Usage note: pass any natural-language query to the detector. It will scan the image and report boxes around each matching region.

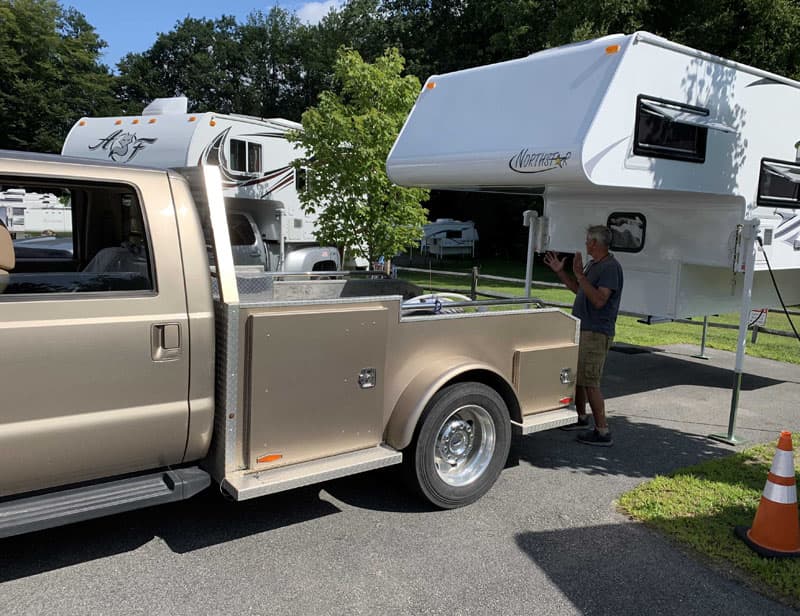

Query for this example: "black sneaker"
[559,416,591,431]
[576,429,613,447]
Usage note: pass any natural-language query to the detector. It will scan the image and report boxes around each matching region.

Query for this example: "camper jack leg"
[691,316,710,360]
[709,220,759,446]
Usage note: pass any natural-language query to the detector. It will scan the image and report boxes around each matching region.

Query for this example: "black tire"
[405,382,511,509]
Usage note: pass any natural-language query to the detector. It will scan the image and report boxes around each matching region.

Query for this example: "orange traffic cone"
[735,431,800,557]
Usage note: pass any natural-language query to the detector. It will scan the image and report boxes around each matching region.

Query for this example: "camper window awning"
[641,101,735,134]
[763,161,800,184]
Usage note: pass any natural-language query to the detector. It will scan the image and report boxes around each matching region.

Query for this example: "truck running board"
[0,467,210,539]
[222,445,402,501]
[513,408,579,435]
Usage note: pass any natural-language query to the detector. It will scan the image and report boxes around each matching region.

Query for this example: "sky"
[65,1,344,68]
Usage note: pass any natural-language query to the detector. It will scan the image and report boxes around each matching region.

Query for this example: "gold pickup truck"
[0,151,578,537]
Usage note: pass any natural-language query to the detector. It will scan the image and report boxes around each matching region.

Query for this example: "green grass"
[397,259,800,365]
[618,436,800,606]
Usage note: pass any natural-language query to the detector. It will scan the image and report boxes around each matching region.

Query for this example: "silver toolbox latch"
[560,368,574,385]
[358,368,377,389]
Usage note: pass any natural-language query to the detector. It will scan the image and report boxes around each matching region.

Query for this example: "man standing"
[544,225,623,446]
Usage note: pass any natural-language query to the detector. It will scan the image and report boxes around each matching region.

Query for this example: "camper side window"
[758,159,800,208]
[230,139,262,174]
[247,142,261,173]
[634,96,708,163]
[607,212,646,253]
[230,139,247,172]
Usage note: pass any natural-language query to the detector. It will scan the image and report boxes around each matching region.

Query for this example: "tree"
[115,16,248,115]
[288,48,429,264]
[0,0,117,152]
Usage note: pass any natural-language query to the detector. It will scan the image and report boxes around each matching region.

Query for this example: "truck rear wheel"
[406,382,511,509]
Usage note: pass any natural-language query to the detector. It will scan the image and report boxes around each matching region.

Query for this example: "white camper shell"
[63,98,337,272]
[387,32,800,319]
[421,218,478,257]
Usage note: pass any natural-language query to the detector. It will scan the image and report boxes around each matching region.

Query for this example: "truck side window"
[0,178,154,296]
[227,213,256,246]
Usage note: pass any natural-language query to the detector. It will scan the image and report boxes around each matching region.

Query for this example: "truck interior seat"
[0,223,15,293]
[82,245,149,277]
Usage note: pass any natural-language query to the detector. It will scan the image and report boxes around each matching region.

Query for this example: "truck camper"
[421,218,478,258]
[387,31,800,319]
[62,97,339,272]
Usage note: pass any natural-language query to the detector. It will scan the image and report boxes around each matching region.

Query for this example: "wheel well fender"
[385,359,521,451]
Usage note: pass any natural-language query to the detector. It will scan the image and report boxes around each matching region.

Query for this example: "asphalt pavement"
[1,343,798,615]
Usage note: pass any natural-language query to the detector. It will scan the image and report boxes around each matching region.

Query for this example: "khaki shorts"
[576,331,613,388]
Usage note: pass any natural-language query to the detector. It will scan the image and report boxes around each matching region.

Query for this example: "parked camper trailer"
[421,218,478,258]
[0,188,72,235]
[387,31,800,319]
[62,97,338,272]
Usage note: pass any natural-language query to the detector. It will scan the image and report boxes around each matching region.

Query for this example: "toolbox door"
[245,305,388,468]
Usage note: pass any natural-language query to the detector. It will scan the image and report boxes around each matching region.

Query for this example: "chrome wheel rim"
[434,404,496,486]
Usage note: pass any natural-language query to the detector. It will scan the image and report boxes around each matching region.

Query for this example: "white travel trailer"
[421,218,478,257]
[387,31,800,320]
[62,97,338,272]
[0,188,72,234]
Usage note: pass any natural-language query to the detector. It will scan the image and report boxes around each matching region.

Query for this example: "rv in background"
[0,188,72,236]
[421,218,478,258]
[62,97,339,272]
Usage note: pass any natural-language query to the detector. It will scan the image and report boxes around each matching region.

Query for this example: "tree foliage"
[0,0,117,152]
[288,48,429,262]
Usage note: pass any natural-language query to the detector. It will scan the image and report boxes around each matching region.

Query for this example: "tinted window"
[0,179,154,296]
[607,212,646,253]
[758,159,800,208]
[247,142,261,173]
[230,139,247,172]
[228,213,256,246]
[634,96,708,163]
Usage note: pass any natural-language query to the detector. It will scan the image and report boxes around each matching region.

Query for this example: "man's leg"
[584,385,607,431]
[575,385,588,419]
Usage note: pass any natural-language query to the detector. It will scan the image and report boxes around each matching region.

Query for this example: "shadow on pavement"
[514,416,733,480]
[514,522,795,615]
[0,485,339,582]
[604,345,787,399]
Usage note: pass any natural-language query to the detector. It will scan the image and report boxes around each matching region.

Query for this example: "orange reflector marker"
[559,397,573,405]
[114,119,122,125]
[210,119,216,126]
[189,116,197,122]
[132,119,139,124]
[148,118,157,124]
[257,454,283,464]
[426,82,436,90]
[605,44,620,54]
[78,120,86,126]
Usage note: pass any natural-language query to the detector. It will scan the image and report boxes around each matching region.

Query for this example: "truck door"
[0,169,191,497]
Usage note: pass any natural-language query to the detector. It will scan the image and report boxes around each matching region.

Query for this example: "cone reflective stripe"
[735,431,800,558]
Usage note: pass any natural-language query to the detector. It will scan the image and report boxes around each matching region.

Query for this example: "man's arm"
[575,275,612,309]
[544,251,579,294]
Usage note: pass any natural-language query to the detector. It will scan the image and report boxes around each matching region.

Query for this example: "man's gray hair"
[586,225,612,247]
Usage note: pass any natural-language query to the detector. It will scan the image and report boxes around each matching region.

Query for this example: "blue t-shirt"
[572,255,623,337]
